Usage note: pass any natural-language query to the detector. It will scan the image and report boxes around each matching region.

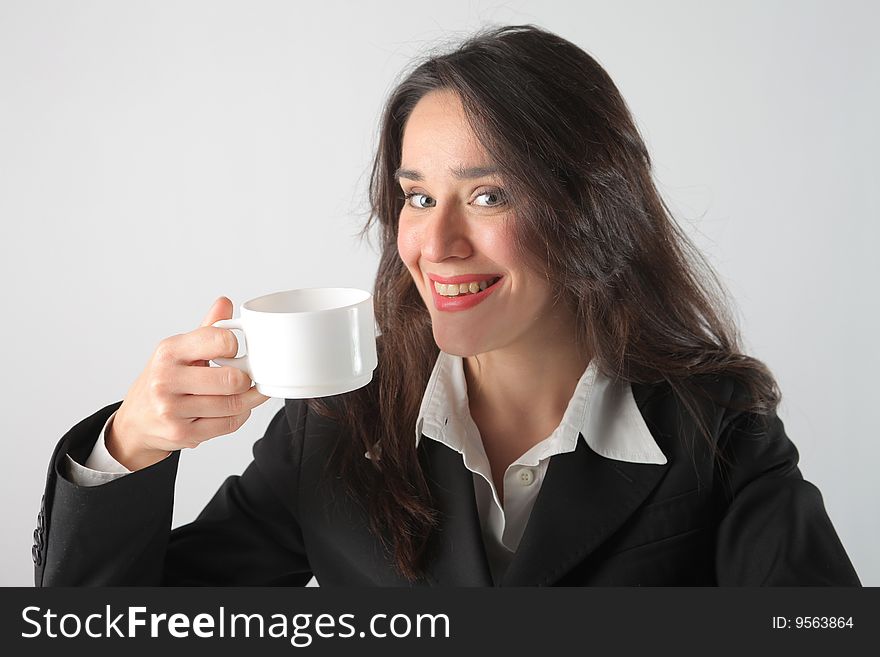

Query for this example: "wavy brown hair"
[307,24,780,582]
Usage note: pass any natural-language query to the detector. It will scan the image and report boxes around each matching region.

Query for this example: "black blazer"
[33,375,861,586]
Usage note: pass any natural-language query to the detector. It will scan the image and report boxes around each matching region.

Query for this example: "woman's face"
[396,89,570,358]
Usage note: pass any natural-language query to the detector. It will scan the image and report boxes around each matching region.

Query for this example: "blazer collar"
[419,379,671,586]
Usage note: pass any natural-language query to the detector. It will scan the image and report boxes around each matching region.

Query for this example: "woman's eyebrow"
[394,165,500,182]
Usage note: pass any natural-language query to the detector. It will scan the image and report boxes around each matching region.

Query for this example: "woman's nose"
[421,205,472,262]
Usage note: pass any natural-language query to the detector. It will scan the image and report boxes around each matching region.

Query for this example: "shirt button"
[517,468,536,486]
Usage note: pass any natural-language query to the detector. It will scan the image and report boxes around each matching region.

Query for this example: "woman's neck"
[462,314,589,435]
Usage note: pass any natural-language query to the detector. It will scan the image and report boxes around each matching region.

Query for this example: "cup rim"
[242,287,373,315]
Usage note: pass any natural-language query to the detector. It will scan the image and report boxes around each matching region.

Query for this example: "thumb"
[200,296,234,328]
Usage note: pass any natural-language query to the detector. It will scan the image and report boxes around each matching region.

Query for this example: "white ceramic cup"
[209,287,378,399]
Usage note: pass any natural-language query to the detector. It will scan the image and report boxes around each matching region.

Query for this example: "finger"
[163,326,240,364]
[187,409,254,442]
[164,364,254,396]
[175,387,271,420]
[200,296,233,328]
[190,297,235,368]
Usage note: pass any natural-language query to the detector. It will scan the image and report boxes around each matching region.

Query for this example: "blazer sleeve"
[36,399,313,586]
[713,406,861,586]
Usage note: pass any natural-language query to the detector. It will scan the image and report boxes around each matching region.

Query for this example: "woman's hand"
[106,297,272,471]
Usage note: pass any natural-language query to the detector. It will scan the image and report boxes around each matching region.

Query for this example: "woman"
[34,25,860,586]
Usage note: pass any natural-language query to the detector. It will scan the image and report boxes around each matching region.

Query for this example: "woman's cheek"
[396,221,420,269]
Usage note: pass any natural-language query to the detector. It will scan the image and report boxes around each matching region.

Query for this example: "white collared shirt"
[67,350,667,582]
[414,351,666,581]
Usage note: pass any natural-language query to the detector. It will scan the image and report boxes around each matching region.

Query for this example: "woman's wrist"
[105,414,171,471]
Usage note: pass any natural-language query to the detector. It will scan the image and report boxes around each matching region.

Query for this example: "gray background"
[1,0,877,586]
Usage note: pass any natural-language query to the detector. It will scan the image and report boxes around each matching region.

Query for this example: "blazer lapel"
[415,380,671,586]
[501,382,671,586]
[501,436,668,585]
[419,438,493,586]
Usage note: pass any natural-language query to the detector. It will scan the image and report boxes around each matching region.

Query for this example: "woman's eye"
[403,192,436,209]
[473,189,507,207]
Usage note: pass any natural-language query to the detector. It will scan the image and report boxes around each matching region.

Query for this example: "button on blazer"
[34,374,861,586]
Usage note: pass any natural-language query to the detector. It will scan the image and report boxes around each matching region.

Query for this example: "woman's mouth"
[428,275,503,312]
[433,276,501,297]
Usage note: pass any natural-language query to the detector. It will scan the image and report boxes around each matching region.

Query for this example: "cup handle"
[209,318,252,378]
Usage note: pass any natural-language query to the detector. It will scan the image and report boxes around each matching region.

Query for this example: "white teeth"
[433,277,499,297]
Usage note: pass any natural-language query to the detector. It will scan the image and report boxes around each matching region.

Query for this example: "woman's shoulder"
[278,386,375,454]
[279,396,346,441]
[631,370,751,416]
[630,368,779,455]
[248,395,358,504]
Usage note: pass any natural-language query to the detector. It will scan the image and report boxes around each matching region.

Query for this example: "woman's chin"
[431,326,486,358]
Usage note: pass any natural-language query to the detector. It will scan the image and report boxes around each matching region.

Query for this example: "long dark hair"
[308,24,780,582]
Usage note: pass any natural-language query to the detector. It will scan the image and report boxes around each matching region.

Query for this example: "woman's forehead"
[400,90,492,173]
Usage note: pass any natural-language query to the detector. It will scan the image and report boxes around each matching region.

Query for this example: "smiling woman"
[37,24,860,588]
[304,24,861,585]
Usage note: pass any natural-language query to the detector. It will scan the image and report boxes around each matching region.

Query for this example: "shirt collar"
[414,350,667,465]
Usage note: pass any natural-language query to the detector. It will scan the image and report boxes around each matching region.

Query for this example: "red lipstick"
[428,275,503,312]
